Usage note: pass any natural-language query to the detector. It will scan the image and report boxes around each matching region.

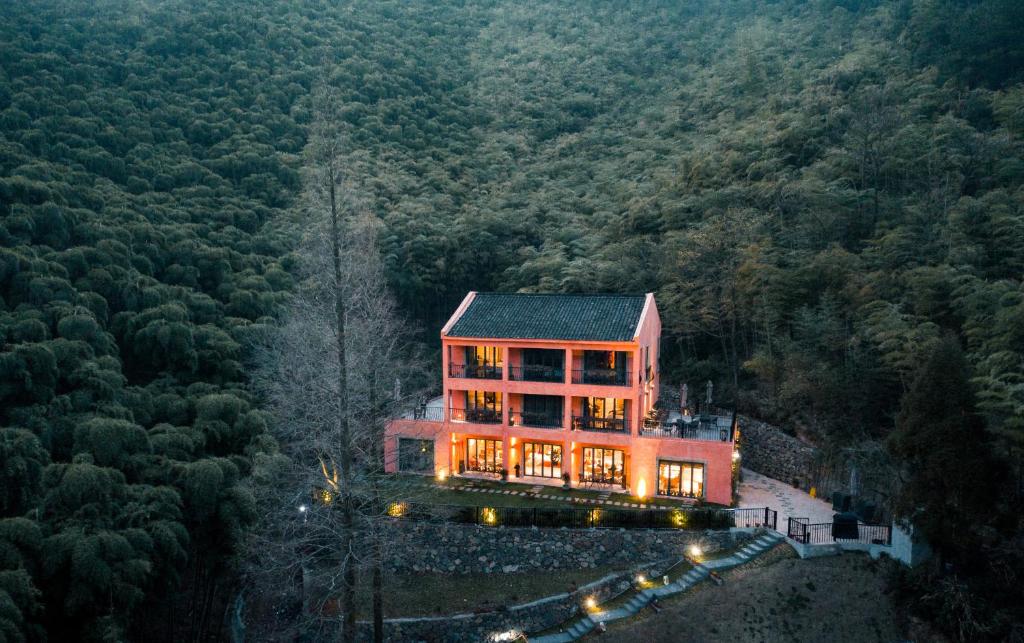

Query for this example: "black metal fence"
[787,516,891,545]
[733,506,777,530]
[386,502,775,531]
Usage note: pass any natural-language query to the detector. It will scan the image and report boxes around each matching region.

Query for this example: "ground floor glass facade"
[523,442,562,478]
[580,446,625,486]
[657,460,704,498]
[466,437,502,473]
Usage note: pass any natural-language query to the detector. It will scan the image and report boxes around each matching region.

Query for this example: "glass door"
[466,438,503,473]
[523,442,562,478]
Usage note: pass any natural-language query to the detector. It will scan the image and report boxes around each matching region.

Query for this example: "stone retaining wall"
[338,524,754,642]
[737,416,817,487]
[355,558,674,642]
[378,521,741,575]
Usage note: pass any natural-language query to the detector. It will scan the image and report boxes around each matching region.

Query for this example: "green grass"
[381,473,703,509]
[340,566,635,617]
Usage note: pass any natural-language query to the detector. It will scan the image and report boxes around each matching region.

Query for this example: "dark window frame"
[466,437,503,473]
[397,438,434,473]
[580,446,625,486]
[523,441,562,478]
[656,459,705,498]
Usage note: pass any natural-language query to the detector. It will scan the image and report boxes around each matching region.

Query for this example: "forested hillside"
[1,0,1022,640]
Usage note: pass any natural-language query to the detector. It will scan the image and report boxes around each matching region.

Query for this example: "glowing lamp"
[689,545,702,558]
[636,478,647,499]
[585,597,596,609]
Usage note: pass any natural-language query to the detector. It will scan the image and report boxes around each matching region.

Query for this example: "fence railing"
[571,369,631,386]
[639,421,731,442]
[449,407,501,424]
[572,415,629,433]
[733,507,777,530]
[509,365,565,383]
[508,411,562,429]
[448,363,502,380]
[412,405,444,421]
[385,502,772,531]
[787,516,891,546]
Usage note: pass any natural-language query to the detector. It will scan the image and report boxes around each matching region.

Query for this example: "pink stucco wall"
[384,293,735,505]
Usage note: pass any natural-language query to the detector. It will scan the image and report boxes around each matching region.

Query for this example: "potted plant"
[562,472,571,489]
[500,468,509,482]
[514,463,521,478]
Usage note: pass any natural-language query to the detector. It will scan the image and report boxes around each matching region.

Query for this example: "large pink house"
[384,292,737,505]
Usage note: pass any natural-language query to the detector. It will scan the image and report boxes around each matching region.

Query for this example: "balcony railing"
[508,411,562,429]
[571,369,631,386]
[509,365,565,383]
[572,415,629,433]
[412,406,443,421]
[640,418,732,442]
[448,363,503,380]
[449,407,501,424]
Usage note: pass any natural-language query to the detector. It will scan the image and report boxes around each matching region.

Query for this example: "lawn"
[381,474,705,509]
[346,565,635,617]
[591,549,905,643]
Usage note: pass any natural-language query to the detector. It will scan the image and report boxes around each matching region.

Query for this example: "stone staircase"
[528,531,785,642]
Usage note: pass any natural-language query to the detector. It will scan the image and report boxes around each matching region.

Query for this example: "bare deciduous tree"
[246,89,431,641]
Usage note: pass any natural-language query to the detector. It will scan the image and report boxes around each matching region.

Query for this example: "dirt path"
[595,548,903,643]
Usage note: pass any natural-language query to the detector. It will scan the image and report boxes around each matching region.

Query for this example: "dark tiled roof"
[447,293,647,342]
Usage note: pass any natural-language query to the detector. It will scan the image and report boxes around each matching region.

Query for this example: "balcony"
[450,407,501,424]
[509,365,565,383]
[572,415,629,433]
[449,363,503,380]
[509,411,562,429]
[571,369,631,386]
[640,415,733,442]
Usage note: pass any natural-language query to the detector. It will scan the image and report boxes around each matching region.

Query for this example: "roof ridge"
[445,292,652,342]
[474,292,647,298]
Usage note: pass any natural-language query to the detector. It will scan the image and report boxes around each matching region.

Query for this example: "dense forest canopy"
[1,0,1022,640]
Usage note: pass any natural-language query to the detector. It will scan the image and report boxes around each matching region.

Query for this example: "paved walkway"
[529,531,785,642]
[737,468,834,528]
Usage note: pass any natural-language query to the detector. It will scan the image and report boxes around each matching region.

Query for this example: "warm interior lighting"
[510,437,517,446]
[636,478,647,499]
